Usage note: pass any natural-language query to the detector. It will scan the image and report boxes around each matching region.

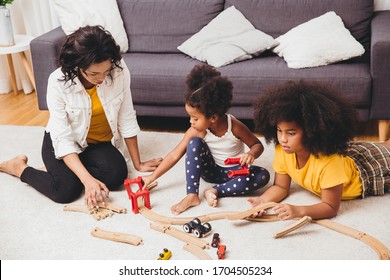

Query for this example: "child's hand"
[247,197,266,217]
[239,152,255,167]
[273,204,298,220]
[138,157,162,172]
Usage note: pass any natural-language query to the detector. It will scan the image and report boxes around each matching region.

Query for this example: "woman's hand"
[137,157,162,172]
[83,177,109,209]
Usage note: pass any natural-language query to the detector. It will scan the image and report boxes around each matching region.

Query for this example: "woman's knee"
[48,179,83,204]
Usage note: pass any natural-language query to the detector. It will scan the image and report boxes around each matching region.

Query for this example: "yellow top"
[272,145,362,200]
[85,86,113,144]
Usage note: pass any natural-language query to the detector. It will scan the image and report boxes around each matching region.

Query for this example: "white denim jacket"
[45,60,140,159]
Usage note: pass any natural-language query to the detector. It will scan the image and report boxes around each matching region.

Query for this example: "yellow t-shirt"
[85,86,113,144]
[272,145,362,200]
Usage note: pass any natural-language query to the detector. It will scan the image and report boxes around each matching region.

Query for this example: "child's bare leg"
[0,155,29,178]
[171,193,200,215]
[203,188,218,207]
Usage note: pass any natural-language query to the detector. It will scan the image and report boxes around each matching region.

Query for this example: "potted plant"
[0,0,15,46]
[0,0,14,6]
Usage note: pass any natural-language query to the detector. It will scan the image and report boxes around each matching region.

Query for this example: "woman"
[0,25,161,208]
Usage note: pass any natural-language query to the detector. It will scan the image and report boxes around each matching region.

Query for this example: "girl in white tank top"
[142,65,270,215]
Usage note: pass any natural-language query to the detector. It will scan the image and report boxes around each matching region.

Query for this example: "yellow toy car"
[157,248,172,260]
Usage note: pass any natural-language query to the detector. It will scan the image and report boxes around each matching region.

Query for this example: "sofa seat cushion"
[220,55,372,109]
[124,53,372,113]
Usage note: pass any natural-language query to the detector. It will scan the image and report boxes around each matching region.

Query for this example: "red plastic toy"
[217,244,226,260]
[123,176,151,214]
[224,157,249,178]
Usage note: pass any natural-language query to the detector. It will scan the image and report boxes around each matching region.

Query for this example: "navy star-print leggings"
[185,137,270,196]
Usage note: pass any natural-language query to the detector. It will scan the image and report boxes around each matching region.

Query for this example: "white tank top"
[204,114,245,167]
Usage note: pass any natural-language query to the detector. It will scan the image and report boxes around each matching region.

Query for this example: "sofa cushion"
[272,11,365,69]
[54,0,128,52]
[116,0,224,53]
[123,52,372,120]
[224,0,374,51]
[177,6,278,67]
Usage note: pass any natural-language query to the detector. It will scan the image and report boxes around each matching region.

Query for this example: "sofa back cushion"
[116,0,224,53]
[225,0,374,51]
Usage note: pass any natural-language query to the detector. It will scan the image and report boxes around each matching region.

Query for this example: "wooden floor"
[0,91,380,141]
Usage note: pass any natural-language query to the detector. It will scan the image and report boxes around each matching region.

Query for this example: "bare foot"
[0,155,29,178]
[171,194,200,215]
[203,188,218,207]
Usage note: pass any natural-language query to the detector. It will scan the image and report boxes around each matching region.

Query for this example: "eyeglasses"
[81,65,113,79]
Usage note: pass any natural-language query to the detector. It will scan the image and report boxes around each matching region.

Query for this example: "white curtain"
[0,0,59,94]
[1,0,390,94]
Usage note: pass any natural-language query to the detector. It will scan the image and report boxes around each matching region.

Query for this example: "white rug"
[1,125,389,260]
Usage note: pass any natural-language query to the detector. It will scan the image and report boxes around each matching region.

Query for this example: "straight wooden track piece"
[150,222,209,249]
[91,227,143,246]
[146,181,158,191]
[226,202,279,220]
[97,202,127,213]
[63,204,97,215]
[273,216,312,238]
[183,243,212,260]
[314,219,390,260]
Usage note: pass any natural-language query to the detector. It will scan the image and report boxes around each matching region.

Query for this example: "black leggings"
[20,132,128,203]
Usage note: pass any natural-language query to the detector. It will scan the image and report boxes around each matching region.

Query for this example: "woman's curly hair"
[253,80,358,156]
[58,25,122,85]
[185,64,233,118]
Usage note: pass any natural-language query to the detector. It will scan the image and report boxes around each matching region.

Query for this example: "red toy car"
[217,244,226,260]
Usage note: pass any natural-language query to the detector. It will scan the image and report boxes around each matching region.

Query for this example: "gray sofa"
[30,0,390,139]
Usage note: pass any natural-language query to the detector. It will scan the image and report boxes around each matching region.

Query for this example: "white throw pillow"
[54,0,128,53]
[272,11,365,69]
[178,6,278,68]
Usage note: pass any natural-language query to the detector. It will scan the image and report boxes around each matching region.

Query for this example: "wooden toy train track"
[135,190,390,260]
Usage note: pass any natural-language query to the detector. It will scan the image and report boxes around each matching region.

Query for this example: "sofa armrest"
[370,11,390,120]
[30,26,66,110]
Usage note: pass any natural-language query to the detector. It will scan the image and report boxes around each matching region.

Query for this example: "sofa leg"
[378,120,390,142]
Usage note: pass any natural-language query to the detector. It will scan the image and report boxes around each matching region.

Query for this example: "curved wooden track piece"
[140,206,237,225]
[226,202,279,220]
[314,219,390,260]
[273,216,312,239]
[183,243,212,260]
[150,222,209,249]
[91,227,143,246]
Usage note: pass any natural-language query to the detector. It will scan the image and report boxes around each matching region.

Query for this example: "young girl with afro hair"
[142,64,270,215]
[250,80,390,220]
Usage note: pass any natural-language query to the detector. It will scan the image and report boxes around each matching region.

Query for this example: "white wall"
[375,0,390,10]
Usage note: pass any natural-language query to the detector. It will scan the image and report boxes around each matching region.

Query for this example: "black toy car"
[183,218,212,238]
[211,233,220,248]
